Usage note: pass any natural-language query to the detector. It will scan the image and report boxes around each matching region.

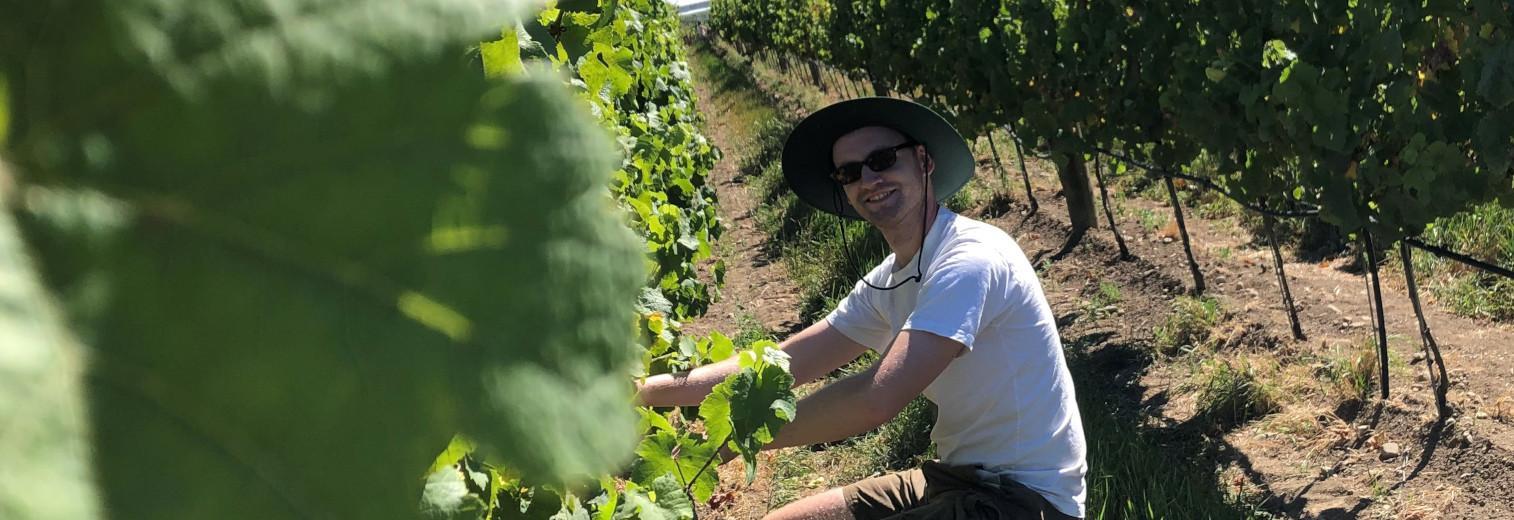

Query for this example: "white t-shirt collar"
[887,205,955,281]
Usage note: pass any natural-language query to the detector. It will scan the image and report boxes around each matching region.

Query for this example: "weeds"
[733,312,775,347]
[1070,349,1273,519]
[1317,339,1378,404]
[1138,208,1164,233]
[1191,357,1281,430]
[1082,280,1123,320]
[1410,202,1514,321]
[767,395,936,509]
[857,397,937,472]
[1153,296,1223,356]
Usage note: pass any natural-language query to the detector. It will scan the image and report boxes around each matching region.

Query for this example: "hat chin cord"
[832,175,927,291]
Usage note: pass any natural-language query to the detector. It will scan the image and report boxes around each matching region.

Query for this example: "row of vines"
[421,1,797,519]
[710,0,1514,406]
[712,0,1514,245]
[1,0,784,519]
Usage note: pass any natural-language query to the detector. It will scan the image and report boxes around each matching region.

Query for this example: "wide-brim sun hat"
[782,97,974,220]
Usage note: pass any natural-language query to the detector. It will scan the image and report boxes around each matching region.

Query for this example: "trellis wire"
[1072,143,1513,406]
[1406,238,1514,280]
[1088,146,1323,218]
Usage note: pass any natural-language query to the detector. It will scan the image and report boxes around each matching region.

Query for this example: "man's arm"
[635,320,871,407]
[758,329,963,451]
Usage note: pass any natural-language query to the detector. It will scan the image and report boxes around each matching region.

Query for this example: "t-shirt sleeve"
[825,279,894,352]
[901,249,1003,351]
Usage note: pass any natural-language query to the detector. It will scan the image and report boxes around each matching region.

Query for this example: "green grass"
[1069,340,1274,520]
[1082,280,1123,320]
[768,378,937,509]
[732,312,776,347]
[1410,202,1514,322]
[1189,357,1280,431]
[1138,208,1165,233]
[1153,296,1224,356]
[1316,339,1378,404]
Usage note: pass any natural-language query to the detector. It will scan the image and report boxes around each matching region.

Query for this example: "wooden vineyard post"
[1264,214,1306,340]
[985,131,1014,196]
[1362,229,1391,400]
[869,72,889,96]
[1400,241,1450,417]
[1004,123,1039,216]
[1163,173,1206,294]
[1093,157,1132,260]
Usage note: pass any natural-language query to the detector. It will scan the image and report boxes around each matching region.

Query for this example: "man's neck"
[882,202,940,269]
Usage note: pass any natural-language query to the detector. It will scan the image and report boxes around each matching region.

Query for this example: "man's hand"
[636,321,869,407]
[757,329,963,451]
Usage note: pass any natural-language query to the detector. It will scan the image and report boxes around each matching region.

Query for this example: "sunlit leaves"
[0,208,100,520]
[714,0,1514,242]
[632,431,719,503]
[699,341,797,482]
[2,0,652,517]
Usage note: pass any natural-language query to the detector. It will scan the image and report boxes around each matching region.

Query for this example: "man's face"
[831,126,933,229]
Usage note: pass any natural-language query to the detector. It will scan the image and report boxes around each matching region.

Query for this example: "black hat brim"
[781,97,974,220]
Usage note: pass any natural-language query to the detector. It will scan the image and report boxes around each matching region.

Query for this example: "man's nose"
[859,164,889,184]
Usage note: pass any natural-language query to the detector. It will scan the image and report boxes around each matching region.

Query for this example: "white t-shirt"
[824,206,1087,518]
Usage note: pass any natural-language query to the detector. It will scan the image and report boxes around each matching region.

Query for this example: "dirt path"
[683,35,1514,519]
[681,41,801,520]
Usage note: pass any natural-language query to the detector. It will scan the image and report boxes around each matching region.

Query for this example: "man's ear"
[917,147,934,177]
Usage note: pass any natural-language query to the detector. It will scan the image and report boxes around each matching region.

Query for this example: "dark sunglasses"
[830,140,920,185]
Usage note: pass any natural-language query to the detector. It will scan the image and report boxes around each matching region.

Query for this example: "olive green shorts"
[841,462,1079,520]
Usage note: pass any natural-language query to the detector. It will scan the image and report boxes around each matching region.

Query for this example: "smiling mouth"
[865,188,896,203]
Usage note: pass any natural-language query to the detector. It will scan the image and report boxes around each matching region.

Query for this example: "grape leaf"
[1479,42,1514,109]
[2,0,646,518]
[1475,112,1513,176]
[703,330,736,362]
[698,341,796,482]
[482,27,527,78]
[419,463,486,519]
[613,475,693,520]
[0,204,100,520]
[631,431,719,503]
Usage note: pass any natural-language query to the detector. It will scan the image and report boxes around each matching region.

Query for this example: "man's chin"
[856,207,911,230]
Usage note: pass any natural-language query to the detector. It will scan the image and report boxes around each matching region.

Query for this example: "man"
[637,98,1086,519]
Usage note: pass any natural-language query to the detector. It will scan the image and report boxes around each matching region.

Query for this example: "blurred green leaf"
[2,0,646,518]
[0,205,100,520]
